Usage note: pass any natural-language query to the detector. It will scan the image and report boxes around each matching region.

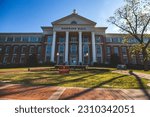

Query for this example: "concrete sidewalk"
[112,70,150,80]
[0,84,150,100]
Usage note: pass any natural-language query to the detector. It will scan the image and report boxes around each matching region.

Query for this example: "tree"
[107,0,150,70]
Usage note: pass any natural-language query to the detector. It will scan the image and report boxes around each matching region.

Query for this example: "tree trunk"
[142,48,149,71]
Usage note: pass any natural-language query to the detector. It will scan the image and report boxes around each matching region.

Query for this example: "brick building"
[0,11,149,66]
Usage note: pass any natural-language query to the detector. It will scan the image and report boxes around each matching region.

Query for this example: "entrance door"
[70,44,77,65]
[70,56,77,65]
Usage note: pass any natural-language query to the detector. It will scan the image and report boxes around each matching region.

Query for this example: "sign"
[53,26,94,32]
[61,27,86,31]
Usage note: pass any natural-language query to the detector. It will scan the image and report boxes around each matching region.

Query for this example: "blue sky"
[0,0,124,33]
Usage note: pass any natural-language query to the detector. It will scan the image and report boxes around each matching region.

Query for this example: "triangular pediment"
[52,13,96,26]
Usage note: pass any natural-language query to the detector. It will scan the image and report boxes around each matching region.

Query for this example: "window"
[30,37,37,42]
[114,47,119,55]
[29,46,35,54]
[22,37,29,42]
[11,56,17,64]
[112,37,122,43]
[131,56,136,64]
[59,45,65,54]
[128,38,138,43]
[122,56,128,64]
[20,56,25,64]
[122,47,127,55]
[83,44,89,55]
[119,38,123,43]
[95,36,101,43]
[70,44,77,55]
[13,46,18,54]
[138,55,143,64]
[37,46,42,54]
[59,56,64,64]
[37,55,43,63]
[106,46,111,55]
[96,45,102,63]
[21,46,26,54]
[3,56,8,64]
[144,38,149,43]
[106,56,110,64]
[0,37,6,42]
[96,45,101,56]
[106,37,112,42]
[14,37,21,42]
[47,36,53,43]
[71,21,77,24]
[38,37,42,42]
[70,37,77,43]
[5,46,10,54]
[7,37,13,42]
[46,45,51,56]
[83,45,89,64]
[59,38,65,43]
[97,57,101,63]
[83,36,89,43]
[46,56,50,63]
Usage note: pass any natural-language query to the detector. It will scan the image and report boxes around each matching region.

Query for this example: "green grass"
[0,67,149,89]
[0,67,27,71]
[0,67,53,72]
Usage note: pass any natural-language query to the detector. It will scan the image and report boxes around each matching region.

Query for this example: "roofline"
[0,32,43,35]
[41,26,53,29]
[106,33,150,35]
[96,27,108,29]
[52,13,96,25]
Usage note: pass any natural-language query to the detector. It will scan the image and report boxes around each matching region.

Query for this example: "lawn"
[0,67,150,89]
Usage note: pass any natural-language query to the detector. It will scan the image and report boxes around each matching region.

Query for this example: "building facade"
[0,11,150,66]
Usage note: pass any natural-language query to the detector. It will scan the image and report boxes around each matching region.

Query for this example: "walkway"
[0,84,150,100]
[112,70,150,80]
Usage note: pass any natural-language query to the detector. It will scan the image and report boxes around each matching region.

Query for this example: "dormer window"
[71,21,77,25]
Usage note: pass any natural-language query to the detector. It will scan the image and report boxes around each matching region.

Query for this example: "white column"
[79,32,82,64]
[65,31,69,64]
[92,32,96,63]
[51,31,56,62]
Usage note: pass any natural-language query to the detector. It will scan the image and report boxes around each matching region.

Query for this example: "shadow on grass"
[0,68,113,99]
[7,69,111,86]
[61,75,127,100]
[129,71,150,100]
[0,85,47,97]
[12,73,98,86]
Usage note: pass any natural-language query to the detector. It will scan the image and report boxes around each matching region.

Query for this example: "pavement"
[0,84,150,100]
[112,70,150,80]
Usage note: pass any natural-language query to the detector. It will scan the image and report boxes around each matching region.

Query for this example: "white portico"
[42,11,107,65]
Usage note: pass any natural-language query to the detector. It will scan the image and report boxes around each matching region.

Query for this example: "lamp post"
[84,52,89,65]
[57,52,59,65]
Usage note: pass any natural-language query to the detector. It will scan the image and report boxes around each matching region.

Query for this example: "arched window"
[13,46,18,54]
[71,21,77,25]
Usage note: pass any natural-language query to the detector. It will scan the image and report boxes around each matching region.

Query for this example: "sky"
[0,0,124,33]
